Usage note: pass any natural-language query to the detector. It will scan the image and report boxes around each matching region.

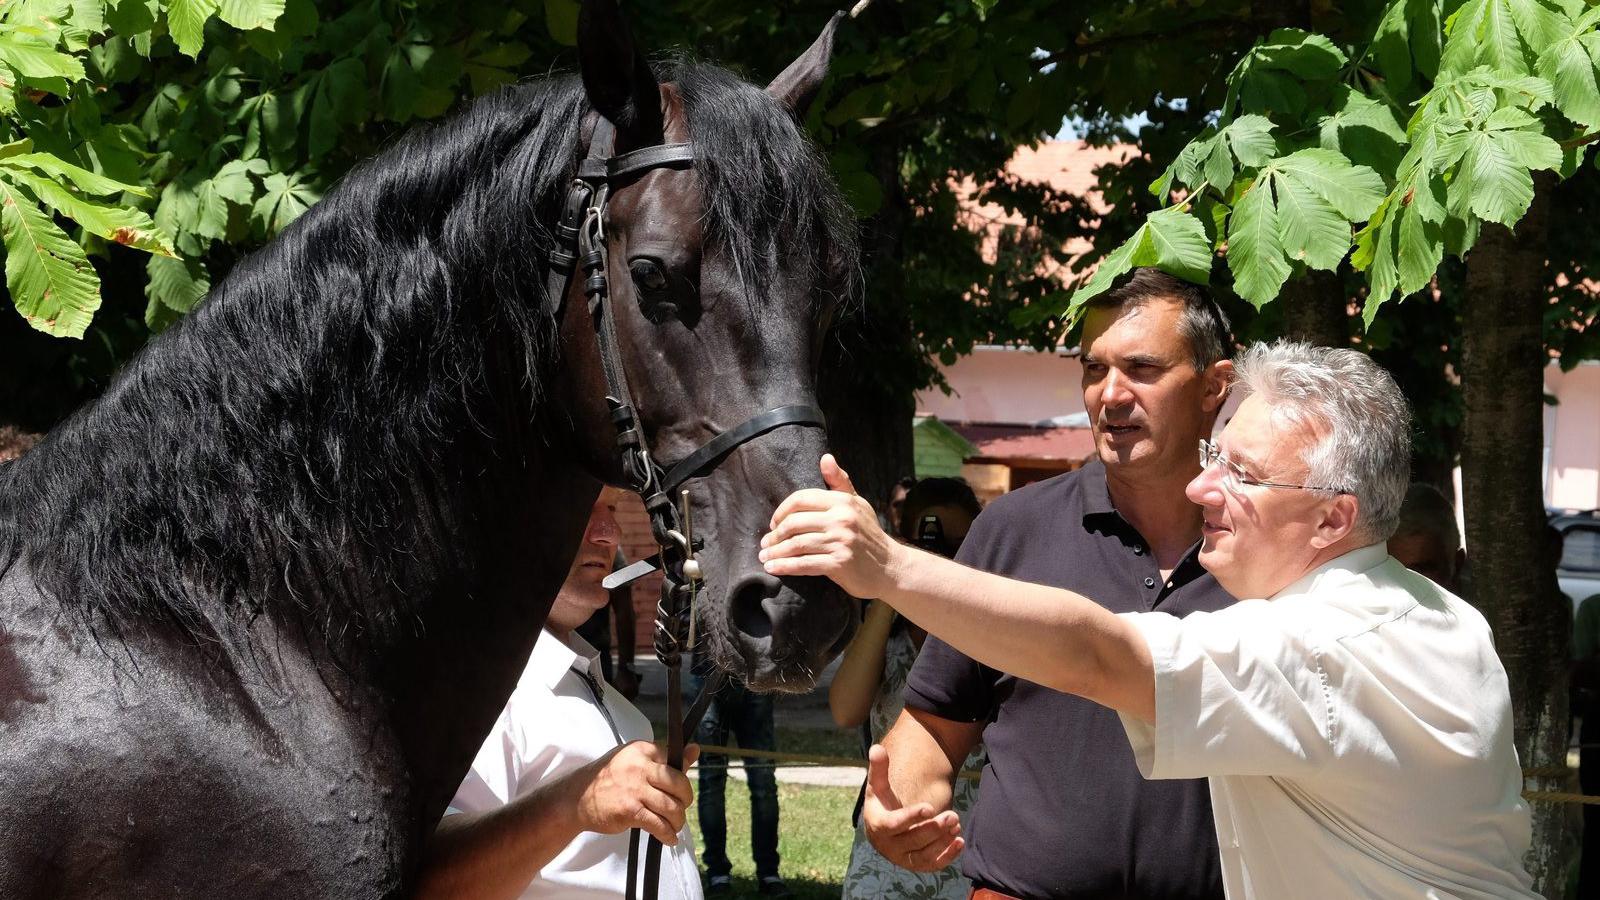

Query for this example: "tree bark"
[1461,174,1573,897]
[818,138,918,512]
[1276,268,1349,347]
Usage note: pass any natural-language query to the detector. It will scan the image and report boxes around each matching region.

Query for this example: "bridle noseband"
[548,116,826,900]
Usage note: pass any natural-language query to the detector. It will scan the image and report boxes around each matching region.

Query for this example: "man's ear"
[765,11,845,118]
[1311,493,1360,550]
[1202,359,1235,413]
[578,0,664,149]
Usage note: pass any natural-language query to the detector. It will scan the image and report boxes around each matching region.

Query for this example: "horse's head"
[555,2,859,691]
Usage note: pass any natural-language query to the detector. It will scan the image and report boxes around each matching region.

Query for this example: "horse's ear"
[578,0,664,147]
[766,11,845,118]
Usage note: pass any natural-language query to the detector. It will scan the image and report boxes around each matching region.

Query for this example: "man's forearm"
[881,709,969,813]
[414,780,582,900]
[882,547,1156,721]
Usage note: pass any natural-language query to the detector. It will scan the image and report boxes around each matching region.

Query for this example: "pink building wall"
[1546,362,1600,511]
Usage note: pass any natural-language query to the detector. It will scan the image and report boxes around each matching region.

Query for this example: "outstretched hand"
[860,744,964,871]
[759,454,901,600]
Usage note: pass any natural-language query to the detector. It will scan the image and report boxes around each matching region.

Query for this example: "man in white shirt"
[417,486,702,899]
[760,341,1536,899]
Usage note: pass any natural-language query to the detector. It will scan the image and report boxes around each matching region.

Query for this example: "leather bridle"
[548,115,826,900]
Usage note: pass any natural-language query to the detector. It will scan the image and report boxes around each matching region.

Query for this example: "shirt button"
[1143,576,1156,588]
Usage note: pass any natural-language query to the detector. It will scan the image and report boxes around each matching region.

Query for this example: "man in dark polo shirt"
[874,268,1232,899]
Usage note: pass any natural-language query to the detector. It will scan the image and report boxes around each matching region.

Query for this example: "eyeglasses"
[1198,439,1352,495]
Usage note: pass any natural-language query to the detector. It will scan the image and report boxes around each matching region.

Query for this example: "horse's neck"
[244,457,598,828]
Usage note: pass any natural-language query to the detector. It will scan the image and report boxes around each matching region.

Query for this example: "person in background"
[830,477,987,900]
[685,668,787,895]
[577,550,640,700]
[1386,482,1465,593]
[417,487,701,900]
[882,475,916,533]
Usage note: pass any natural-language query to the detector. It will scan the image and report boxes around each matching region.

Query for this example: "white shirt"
[448,630,702,900]
[1117,544,1536,899]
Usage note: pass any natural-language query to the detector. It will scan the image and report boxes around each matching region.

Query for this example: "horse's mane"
[0,60,858,654]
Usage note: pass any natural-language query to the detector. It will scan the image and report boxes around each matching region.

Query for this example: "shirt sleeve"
[902,633,995,723]
[1116,606,1334,780]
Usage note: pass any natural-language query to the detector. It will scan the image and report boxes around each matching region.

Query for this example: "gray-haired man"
[761,342,1535,899]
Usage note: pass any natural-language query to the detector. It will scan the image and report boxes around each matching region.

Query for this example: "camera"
[915,513,957,558]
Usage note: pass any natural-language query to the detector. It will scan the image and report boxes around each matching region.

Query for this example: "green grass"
[774,725,865,762]
[686,781,860,900]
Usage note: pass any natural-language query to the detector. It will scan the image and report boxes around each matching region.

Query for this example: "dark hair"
[0,61,858,652]
[0,425,39,463]
[897,477,982,541]
[1392,483,1459,553]
[1089,267,1233,370]
[895,476,917,492]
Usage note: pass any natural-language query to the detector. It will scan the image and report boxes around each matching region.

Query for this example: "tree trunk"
[819,138,918,511]
[1461,175,1573,897]
[1276,268,1348,347]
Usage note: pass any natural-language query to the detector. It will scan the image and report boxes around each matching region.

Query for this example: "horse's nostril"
[729,573,783,639]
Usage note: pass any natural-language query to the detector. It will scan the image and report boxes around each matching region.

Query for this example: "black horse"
[0,3,858,895]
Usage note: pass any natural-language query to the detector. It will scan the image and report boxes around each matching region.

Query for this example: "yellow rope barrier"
[679,743,1600,799]
[683,743,985,781]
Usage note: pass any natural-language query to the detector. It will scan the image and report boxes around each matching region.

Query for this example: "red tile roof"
[948,421,1096,463]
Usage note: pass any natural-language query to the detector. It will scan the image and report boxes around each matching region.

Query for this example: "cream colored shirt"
[1118,544,1536,899]
[447,630,701,900]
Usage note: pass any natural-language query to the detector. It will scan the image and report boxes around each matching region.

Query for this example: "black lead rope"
[554,114,823,900]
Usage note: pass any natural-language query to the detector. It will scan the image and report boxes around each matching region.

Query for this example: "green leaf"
[1067,228,1144,313]
[1271,148,1386,221]
[217,0,284,31]
[1396,191,1444,295]
[1319,87,1407,172]
[145,253,209,317]
[1272,172,1350,270]
[1223,114,1277,167]
[972,0,999,20]
[4,169,175,256]
[0,179,100,338]
[167,0,219,58]
[1373,0,1446,89]
[1227,178,1290,306]
[1537,17,1600,127]
[1253,28,1348,79]
[251,170,320,234]
[1141,206,1213,285]
[1202,136,1234,193]
[1441,0,1565,77]
[836,170,883,217]
[210,157,267,205]
[105,0,156,36]
[1441,121,1560,225]
[545,0,579,46]
[0,33,86,80]
[0,152,146,197]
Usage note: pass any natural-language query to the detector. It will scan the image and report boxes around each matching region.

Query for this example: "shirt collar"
[1268,543,1390,602]
[1078,458,1119,522]
[527,628,605,691]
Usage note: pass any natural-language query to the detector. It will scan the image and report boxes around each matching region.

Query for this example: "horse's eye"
[630,259,668,294]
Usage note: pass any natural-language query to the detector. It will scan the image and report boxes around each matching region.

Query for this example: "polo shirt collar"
[1269,542,1390,601]
[1078,458,1119,522]
[527,628,605,691]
